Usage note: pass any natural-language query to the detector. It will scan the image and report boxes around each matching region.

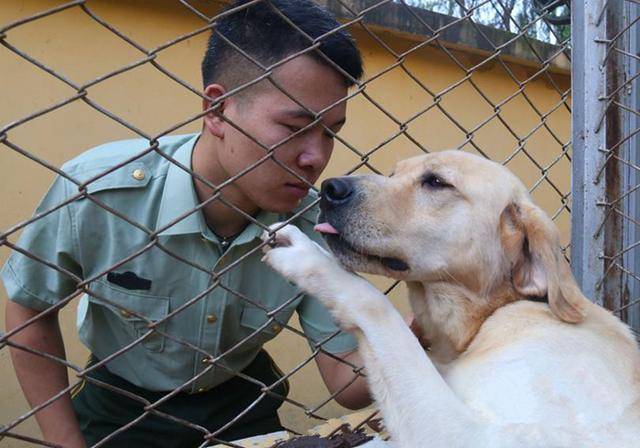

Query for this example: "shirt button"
[202,358,212,364]
[120,309,131,318]
[197,387,206,393]
[132,169,145,181]
[218,257,226,266]
[206,314,217,324]
[272,323,282,333]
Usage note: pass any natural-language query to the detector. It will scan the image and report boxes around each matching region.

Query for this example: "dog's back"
[442,300,640,444]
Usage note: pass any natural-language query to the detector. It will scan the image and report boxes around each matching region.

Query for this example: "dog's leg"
[352,312,483,448]
[261,224,485,448]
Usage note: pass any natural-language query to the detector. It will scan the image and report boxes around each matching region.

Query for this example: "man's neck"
[192,133,259,238]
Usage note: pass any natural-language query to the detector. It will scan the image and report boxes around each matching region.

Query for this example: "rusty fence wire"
[1,0,572,446]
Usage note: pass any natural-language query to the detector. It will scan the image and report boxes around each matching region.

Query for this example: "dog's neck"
[407,280,517,364]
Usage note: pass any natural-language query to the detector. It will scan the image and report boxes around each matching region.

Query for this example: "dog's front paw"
[261,223,334,290]
[262,223,391,331]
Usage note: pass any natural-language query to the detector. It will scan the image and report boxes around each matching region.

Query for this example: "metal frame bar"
[571,0,607,305]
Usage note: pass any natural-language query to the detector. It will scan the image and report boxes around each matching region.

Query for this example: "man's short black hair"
[201,0,363,91]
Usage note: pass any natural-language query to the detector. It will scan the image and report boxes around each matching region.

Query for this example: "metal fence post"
[571,0,607,306]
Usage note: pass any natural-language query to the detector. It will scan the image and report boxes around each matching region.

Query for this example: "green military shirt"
[1,133,357,393]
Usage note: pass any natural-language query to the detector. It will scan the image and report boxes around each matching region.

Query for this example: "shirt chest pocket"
[87,280,170,353]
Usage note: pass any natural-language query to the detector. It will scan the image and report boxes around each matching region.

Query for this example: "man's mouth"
[314,222,409,272]
[284,182,310,199]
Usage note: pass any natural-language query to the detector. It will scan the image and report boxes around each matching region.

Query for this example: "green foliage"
[401,0,570,45]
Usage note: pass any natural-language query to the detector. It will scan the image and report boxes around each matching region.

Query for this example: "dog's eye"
[422,173,452,189]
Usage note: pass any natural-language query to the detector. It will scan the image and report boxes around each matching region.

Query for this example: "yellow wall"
[0,0,571,445]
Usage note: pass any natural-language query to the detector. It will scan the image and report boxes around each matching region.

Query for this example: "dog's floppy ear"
[500,200,588,323]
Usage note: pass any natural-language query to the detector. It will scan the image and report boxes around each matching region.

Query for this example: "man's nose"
[296,139,331,173]
[320,177,354,207]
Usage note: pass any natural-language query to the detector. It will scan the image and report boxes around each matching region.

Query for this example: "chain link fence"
[1,0,572,446]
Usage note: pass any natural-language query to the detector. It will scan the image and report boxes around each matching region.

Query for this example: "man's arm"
[6,301,86,448]
[315,349,372,410]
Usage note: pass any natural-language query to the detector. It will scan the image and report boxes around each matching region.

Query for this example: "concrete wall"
[0,0,571,445]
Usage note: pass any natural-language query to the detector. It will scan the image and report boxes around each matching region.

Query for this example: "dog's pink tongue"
[314,222,339,235]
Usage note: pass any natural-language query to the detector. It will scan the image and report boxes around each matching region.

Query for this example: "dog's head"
[317,151,587,329]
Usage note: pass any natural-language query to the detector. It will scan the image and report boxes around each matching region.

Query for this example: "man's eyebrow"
[281,109,346,128]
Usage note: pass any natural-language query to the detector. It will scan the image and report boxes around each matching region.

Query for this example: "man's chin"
[258,198,304,215]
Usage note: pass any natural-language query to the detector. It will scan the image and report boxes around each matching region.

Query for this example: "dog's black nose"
[321,177,354,206]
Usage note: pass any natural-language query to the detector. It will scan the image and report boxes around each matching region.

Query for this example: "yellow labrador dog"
[261,151,640,447]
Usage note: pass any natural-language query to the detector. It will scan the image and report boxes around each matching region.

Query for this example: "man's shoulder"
[61,134,196,176]
[59,134,197,192]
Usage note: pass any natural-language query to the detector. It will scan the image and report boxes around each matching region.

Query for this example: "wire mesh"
[1,0,571,446]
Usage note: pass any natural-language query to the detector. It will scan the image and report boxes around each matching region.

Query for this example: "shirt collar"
[155,134,281,245]
[156,134,206,237]
[229,209,280,246]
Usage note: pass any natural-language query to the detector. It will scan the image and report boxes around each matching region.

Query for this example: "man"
[2,1,370,446]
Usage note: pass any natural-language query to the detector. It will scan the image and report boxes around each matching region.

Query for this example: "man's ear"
[202,84,227,139]
[499,201,588,323]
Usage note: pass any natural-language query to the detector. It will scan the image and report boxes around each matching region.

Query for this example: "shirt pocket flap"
[87,279,169,322]
[240,306,271,330]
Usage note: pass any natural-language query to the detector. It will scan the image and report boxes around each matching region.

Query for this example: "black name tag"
[106,271,152,291]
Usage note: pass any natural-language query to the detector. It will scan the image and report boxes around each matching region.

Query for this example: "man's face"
[215,55,349,214]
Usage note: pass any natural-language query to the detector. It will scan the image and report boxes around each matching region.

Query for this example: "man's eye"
[284,124,302,133]
[422,173,452,189]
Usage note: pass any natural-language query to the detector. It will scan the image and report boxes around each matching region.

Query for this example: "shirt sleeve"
[1,175,82,311]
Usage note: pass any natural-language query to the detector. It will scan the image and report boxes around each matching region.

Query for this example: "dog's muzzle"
[320,177,356,211]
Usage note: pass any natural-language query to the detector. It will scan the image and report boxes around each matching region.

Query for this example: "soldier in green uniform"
[2,1,370,446]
